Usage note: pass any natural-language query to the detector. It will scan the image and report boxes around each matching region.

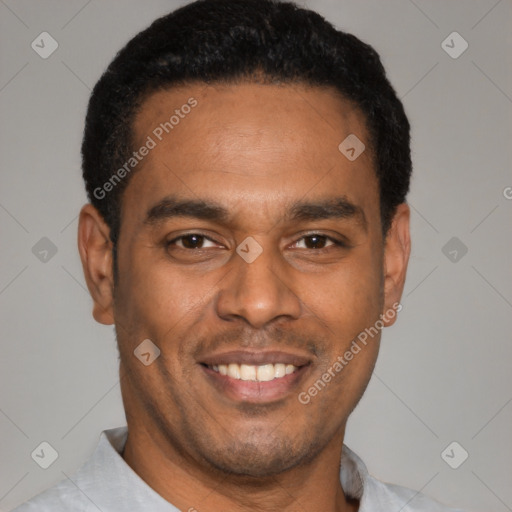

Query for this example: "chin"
[199,436,323,479]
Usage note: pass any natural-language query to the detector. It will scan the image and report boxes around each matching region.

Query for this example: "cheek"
[114,239,220,362]
[114,263,195,393]
[300,249,383,336]
[117,270,197,338]
[322,248,383,396]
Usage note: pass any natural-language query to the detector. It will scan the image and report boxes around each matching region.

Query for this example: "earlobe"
[77,204,115,325]
[382,203,411,327]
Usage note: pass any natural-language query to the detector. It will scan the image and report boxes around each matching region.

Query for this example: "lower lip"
[201,364,310,403]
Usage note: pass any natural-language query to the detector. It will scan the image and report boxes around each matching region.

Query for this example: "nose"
[215,243,302,329]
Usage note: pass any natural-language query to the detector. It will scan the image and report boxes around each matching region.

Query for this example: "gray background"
[1,1,511,511]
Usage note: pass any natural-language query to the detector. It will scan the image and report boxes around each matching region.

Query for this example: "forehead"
[123,82,378,230]
[134,81,369,157]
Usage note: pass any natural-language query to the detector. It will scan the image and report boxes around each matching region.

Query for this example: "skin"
[78,82,410,512]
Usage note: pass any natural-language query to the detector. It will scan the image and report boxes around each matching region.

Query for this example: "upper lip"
[199,350,312,367]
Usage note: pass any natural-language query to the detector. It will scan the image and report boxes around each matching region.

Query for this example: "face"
[79,82,410,478]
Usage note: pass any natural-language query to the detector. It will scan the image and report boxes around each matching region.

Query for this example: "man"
[13,0,466,510]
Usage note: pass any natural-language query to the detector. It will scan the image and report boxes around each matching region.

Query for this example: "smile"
[206,363,299,382]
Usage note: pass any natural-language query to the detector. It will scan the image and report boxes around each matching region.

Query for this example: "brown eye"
[167,234,218,250]
[293,234,345,250]
[303,235,330,249]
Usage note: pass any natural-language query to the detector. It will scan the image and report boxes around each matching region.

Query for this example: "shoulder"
[9,427,179,512]
[9,477,92,512]
[362,473,466,512]
[340,445,467,512]
[9,427,129,512]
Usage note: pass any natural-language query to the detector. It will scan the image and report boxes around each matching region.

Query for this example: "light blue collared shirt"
[11,426,466,511]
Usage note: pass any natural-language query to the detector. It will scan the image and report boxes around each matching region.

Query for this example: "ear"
[382,203,411,327]
[77,203,115,325]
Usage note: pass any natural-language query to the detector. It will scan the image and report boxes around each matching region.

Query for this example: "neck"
[122,418,359,512]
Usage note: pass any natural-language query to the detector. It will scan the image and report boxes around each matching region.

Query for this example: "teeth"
[210,363,299,381]
[274,363,286,378]
[257,364,275,382]
[240,364,256,381]
[227,363,240,379]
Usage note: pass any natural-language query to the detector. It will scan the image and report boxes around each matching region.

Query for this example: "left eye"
[292,234,342,250]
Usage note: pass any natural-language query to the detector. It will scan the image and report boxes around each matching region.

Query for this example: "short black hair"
[82,0,411,250]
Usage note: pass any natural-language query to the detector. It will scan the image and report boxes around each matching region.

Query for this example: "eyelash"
[165,233,348,252]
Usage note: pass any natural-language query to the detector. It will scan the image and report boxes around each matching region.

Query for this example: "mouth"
[199,350,312,403]
[206,362,299,381]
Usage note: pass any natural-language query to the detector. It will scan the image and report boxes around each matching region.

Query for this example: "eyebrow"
[144,195,367,231]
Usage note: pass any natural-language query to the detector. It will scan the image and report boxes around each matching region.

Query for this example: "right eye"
[166,233,220,250]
